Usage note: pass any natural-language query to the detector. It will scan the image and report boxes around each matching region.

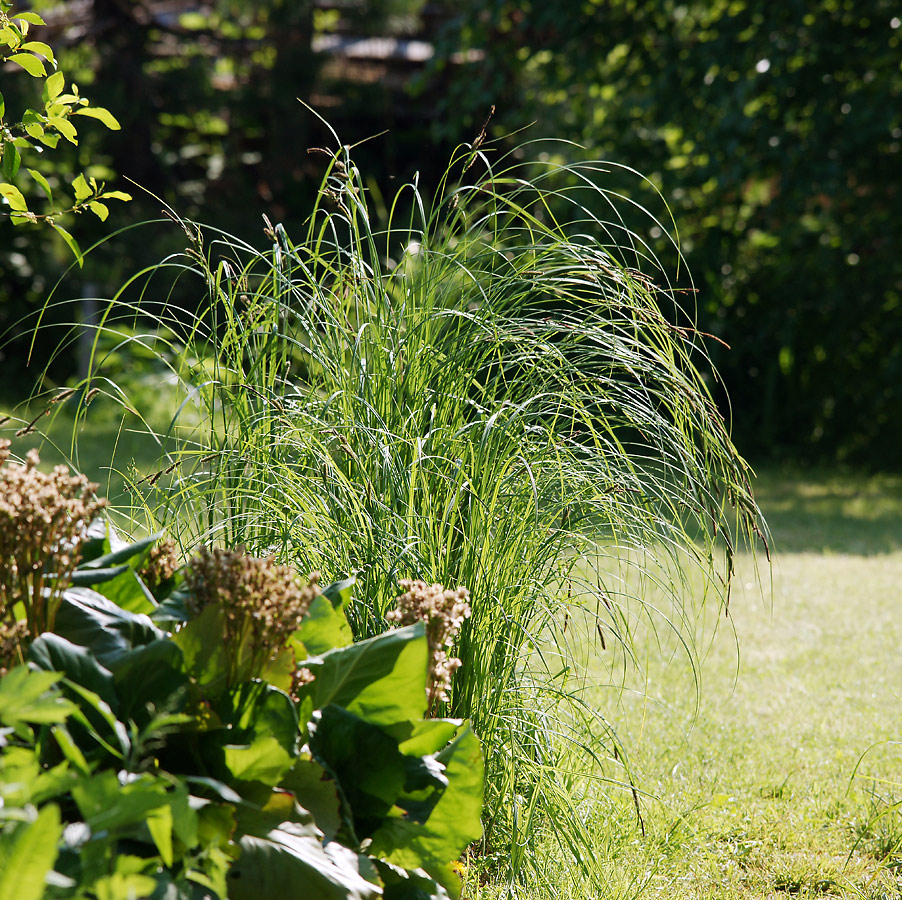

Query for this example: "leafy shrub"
[0,443,482,899]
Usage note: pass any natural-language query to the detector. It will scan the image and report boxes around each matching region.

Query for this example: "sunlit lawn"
[586,469,902,899]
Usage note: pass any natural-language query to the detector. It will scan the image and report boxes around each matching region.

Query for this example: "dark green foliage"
[428,0,902,464]
[0,521,483,899]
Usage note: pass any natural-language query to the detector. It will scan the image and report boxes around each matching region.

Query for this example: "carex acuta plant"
[0,440,106,661]
[51,130,764,884]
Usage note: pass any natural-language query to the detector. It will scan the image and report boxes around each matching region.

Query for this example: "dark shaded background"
[2,0,900,467]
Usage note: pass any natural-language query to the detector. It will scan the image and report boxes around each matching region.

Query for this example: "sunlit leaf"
[0,182,28,212]
[72,106,121,130]
[46,115,77,144]
[19,41,53,63]
[27,168,52,203]
[71,172,91,201]
[43,70,64,101]
[7,52,45,77]
[0,804,62,900]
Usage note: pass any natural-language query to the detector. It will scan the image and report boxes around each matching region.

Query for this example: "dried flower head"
[386,579,471,710]
[140,538,181,594]
[185,546,320,685]
[0,620,29,677]
[0,443,107,637]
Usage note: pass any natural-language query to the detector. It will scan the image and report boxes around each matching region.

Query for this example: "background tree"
[427,0,902,465]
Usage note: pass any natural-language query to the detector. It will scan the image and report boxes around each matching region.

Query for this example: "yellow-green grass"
[464,469,902,899]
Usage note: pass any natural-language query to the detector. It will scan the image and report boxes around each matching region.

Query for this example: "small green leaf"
[0,804,62,900]
[19,41,53,63]
[100,189,132,202]
[24,122,43,140]
[0,182,28,212]
[1,141,20,179]
[27,168,52,203]
[47,115,77,144]
[43,70,64,101]
[49,221,83,266]
[8,53,45,77]
[73,106,121,130]
[71,172,91,201]
[13,12,46,26]
[0,91,5,119]
[88,200,108,221]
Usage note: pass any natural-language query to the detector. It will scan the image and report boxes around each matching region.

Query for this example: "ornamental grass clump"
[0,440,106,643]
[185,546,321,686]
[42,130,766,886]
[387,579,471,711]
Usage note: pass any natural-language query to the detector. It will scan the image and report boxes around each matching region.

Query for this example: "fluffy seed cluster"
[185,546,320,683]
[140,538,181,594]
[386,579,471,709]
[0,441,107,637]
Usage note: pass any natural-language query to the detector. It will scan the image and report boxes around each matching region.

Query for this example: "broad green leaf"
[27,168,52,203]
[46,115,76,144]
[0,665,74,727]
[397,719,461,757]
[109,639,188,725]
[308,705,406,840]
[228,681,298,752]
[19,41,53,63]
[293,592,354,656]
[0,182,28,212]
[89,567,157,614]
[77,529,161,570]
[223,736,293,784]
[43,70,64,101]
[69,563,129,587]
[71,172,91,200]
[1,141,19,179]
[100,189,132,202]
[173,603,228,692]
[53,588,163,665]
[49,221,82,265]
[296,623,428,726]
[28,633,117,708]
[73,106,121,130]
[369,724,483,896]
[88,200,108,221]
[229,829,380,900]
[71,771,169,834]
[282,755,342,842]
[0,804,62,900]
[322,577,355,612]
[7,52,45,77]
[147,802,174,866]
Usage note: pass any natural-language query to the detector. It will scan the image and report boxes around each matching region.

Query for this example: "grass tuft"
[19,133,763,886]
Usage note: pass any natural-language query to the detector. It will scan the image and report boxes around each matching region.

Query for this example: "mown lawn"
[584,470,902,899]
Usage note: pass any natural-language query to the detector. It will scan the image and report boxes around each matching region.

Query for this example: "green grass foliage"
[21,133,763,886]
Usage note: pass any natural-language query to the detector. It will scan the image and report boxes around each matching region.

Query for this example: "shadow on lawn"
[751,467,902,556]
